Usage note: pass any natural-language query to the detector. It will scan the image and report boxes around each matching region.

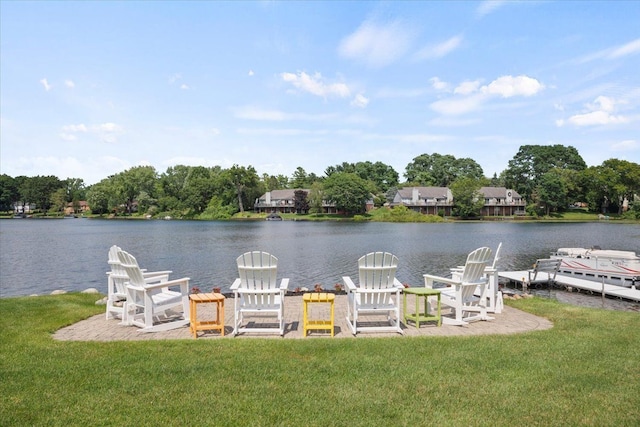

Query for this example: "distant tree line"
[1,145,639,219]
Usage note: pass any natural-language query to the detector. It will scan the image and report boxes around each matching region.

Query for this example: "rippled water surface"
[1,218,638,297]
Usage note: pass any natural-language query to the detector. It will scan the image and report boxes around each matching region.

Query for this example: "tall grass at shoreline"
[1,294,639,426]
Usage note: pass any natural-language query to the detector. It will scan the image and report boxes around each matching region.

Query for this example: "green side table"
[403,287,441,327]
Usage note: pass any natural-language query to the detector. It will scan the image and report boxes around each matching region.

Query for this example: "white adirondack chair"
[343,252,404,335]
[424,247,493,326]
[450,242,503,313]
[117,250,190,332]
[230,251,289,336]
[105,245,172,321]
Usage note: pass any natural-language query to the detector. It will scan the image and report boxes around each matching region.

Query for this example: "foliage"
[307,182,324,214]
[322,172,372,215]
[2,295,640,426]
[536,169,568,216]
[199,196,236,220]
[325,161,399,193]
[503,145,586,205]
[219,165,261,213]
[404,153,484,186]
[293,189,309,214]
[18,175,63,214]
[369,205,444,222]
[450,177,484,218]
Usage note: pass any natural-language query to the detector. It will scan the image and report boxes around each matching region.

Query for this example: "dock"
[498,271,640,302]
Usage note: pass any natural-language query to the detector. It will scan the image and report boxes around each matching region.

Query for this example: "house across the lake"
[256,186,526,216]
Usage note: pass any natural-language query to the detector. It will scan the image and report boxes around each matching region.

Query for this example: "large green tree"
[323,172,372,215]
[450,177,484,218]
[219,165,260,213]
[536,169,568,216]
[503,145,586,204]
[113,166,158,214]
[0,174,19,212]
[326,161,399,193]
[19,175,62,214]
[404,153,484,186]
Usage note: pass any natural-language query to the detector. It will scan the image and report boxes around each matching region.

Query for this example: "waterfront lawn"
[1,294,639,426]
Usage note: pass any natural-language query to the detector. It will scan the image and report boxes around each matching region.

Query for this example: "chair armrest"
[424,274,460,288]
[233,288,284,295]
[143,277,190,290]
[230,278,242,291]
[342,276,357,291]
[142,270,172,278]
[279,278,289,291]
[355,287,399,294]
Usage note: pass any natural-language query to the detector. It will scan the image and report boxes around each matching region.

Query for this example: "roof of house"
[397,187,450,199]
[479,187,521,198]
[258,189,310,200]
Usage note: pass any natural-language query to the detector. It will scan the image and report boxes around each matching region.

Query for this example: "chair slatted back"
[460,247,493,284]
[358,252,398,306]
[108,245,128,295]
[237,251,279,306]
[117,250,147,288]
[491,242,502,269]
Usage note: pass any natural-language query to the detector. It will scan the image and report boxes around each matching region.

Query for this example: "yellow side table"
[303,293,335,337]
[403,287,441,327]
[189,292,225,338]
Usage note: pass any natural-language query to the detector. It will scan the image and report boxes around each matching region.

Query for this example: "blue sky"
[1,1,639,185]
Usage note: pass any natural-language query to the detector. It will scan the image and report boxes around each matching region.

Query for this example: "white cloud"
[587,95,616,112]
[281,71,350,98]
[248,70,254,76]
[567,110,628,126]
[40,78,52,91]
[476,1,508,18]
[351,93,369,108]
[62,124,88,132]
[430,77,450,91]
[414,35,463,60]
[430,75,544,115]
[608,38,640,59]
[59,122,123,142]
[454,80,481,95]
[64,80,75,88]
[180,84,190,90]
[559,96,631,127]
[338,20,414,67]
[577,38,640,63]
[430,93,486,116]
[234,106,336,122]
[611,140,638,151]
[481,75,545,97]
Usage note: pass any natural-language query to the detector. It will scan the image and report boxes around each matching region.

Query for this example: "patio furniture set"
[106,244,503,338]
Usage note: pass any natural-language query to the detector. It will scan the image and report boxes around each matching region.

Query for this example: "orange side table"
[303,293,335,337]
[189,292,225,338]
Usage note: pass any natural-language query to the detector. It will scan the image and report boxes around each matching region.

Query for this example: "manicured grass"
[1,294,639,426]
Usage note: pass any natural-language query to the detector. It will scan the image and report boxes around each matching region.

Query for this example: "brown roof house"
[478,187,526,216]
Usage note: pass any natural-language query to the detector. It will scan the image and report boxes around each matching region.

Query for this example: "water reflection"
[0,219,638,297]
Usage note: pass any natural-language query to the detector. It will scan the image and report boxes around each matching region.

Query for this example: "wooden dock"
[498,271,640,302]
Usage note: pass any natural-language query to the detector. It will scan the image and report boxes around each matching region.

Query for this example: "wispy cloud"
[338,19,414,67]
[350,93,369,108]
[414,35,463,60]
[476,0,508,18]
[576,38,640,63]
[234,106,336,121]
[40,78,52,91]
[280,71,350,98]
[611,139,638,151]
[64,80,75,89]
[59,122,123,143]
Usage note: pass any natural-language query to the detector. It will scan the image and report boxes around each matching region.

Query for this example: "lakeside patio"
[54,293,552,341]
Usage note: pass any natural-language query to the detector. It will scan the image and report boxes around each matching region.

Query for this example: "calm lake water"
[1,218,639,298]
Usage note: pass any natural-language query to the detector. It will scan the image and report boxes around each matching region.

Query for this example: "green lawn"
[1,294,639,426]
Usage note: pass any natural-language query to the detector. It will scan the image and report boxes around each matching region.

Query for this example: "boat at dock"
[551,247,640,288]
